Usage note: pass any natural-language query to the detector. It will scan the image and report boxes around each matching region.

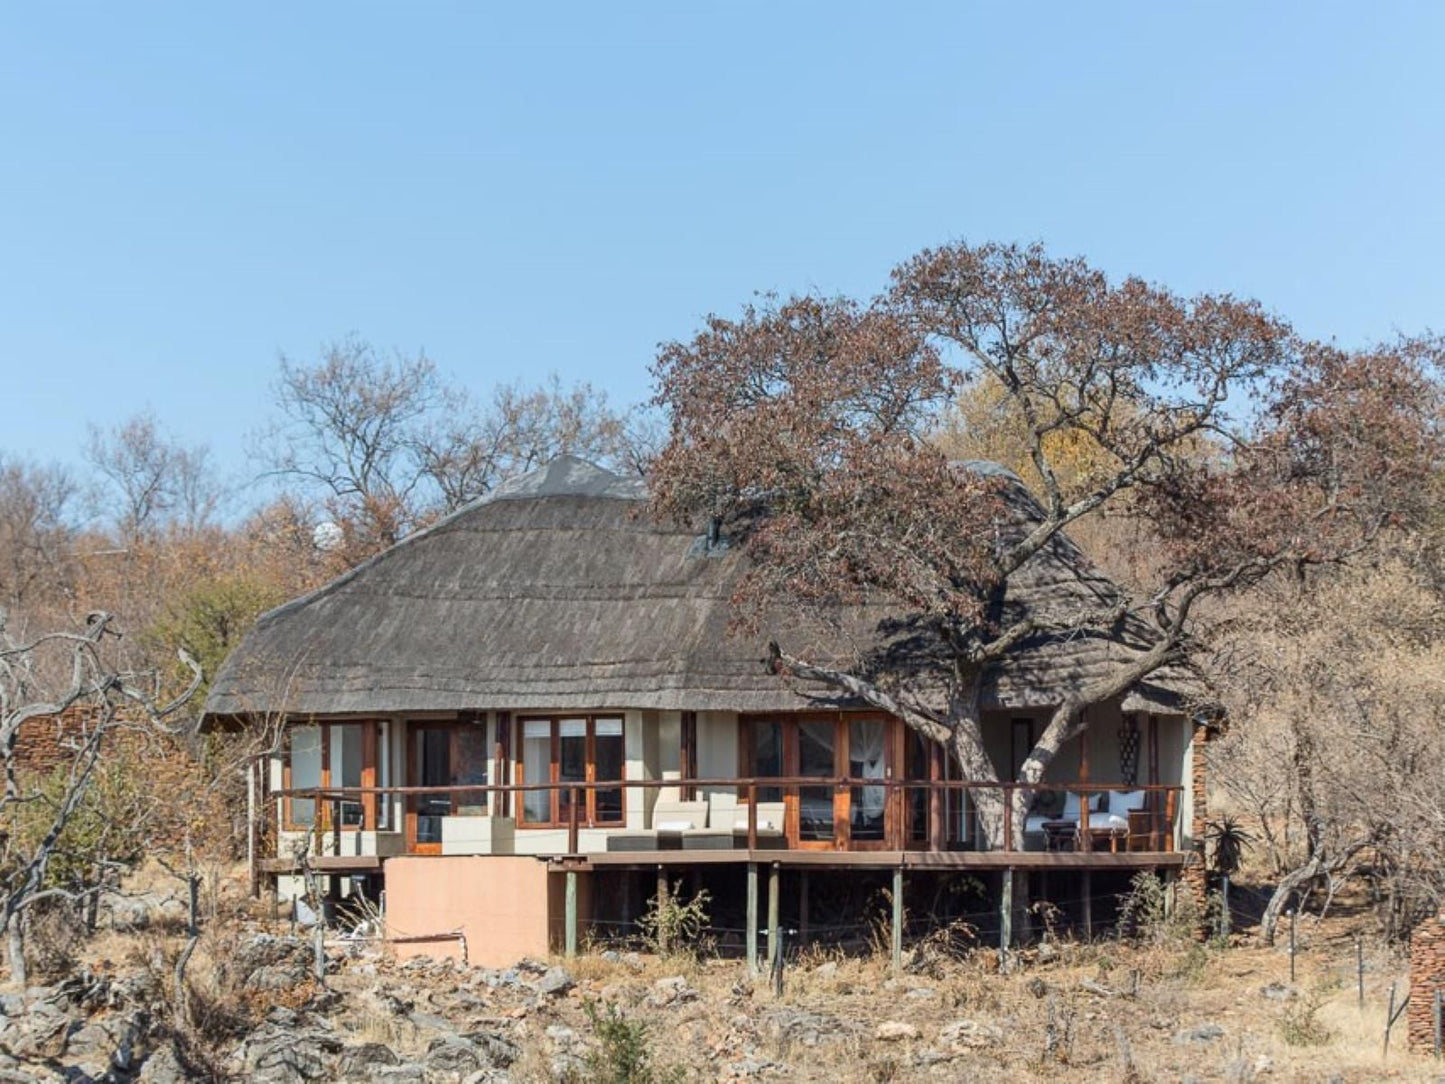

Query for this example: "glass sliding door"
[593,718,624,824]
[521,720,553,824]
[288,725,322,828]
[848,718,888,843]
[750,720,785,802]
[797,719,837,844]
[414,726,452,847]
[557,719,587,825]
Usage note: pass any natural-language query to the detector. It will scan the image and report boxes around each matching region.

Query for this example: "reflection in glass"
[798,720,835,842]
[849,719,886,841]
[594,718,624,823]
[522,721,551,824]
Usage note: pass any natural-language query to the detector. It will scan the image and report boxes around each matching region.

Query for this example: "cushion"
[656,820,694,832]
[1108,790,1146,816]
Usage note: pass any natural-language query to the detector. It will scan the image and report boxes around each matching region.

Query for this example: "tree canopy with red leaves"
[649,242,1442,846]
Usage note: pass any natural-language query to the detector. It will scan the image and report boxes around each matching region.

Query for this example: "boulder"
[1172,1023,1225,1045]
[648,976,698,1007]
[536,966,573,998]
[938,1019,1004,1050]
[874,1021,919,1042]
[337,1042,403,1080]
[241,1025,344,1082]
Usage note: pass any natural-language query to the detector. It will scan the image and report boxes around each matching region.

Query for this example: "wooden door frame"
[405,719,489,855]
[742,712,903,852]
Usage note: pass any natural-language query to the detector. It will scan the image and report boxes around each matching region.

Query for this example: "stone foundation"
[1408,911,1445,1052]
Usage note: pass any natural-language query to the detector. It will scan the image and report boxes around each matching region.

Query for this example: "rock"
[728,1054,783,1077]
[648,976,698,1007]
[545,1025,579,1048]
[337,1042,401,1079]
[371,988,415,1015]
[938,1019,1003,1050]
[1252,1054,1274,1075]
[904,986,937,1000]
[1035,941,1061,963]
[536,966,574,997]
[461,1031,519,1069]
[1080,978,1116,997]
[1260,982,1296,1001]
[137,1046,193,1084]
[242,1025,344,1082]
[763,1008,854,1048]
[811,961,838,979]
[1172,1023,1225,1045]
[874,1021,919,1042]
[1026,977,1049,999]
[371,1068,426,1083]
[424,1033,518,1077]
[234,934,315,992]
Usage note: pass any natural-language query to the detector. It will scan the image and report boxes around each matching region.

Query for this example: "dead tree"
[0,608,200,984]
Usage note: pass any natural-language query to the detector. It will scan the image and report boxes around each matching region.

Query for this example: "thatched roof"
[203,456,1191,720]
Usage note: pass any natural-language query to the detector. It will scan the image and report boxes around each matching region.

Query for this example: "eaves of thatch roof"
[202,456,1193,721]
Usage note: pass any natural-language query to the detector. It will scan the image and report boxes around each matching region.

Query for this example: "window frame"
[282,720,383,832]
[515,714,627,828]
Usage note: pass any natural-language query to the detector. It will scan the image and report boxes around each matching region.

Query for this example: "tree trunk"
[7,915,26,987]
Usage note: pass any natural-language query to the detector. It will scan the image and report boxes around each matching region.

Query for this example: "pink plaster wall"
[383,855,589,967]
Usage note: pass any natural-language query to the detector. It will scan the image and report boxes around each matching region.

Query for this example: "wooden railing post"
[1164,787,1177,853]
[747,784,758,851]
[1080,785,1090,851]
[568,786,580,853]
[331,796,341,857]
[1002,783,1013,852]
[927,744,943,852]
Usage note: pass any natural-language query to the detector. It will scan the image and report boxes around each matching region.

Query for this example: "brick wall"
[1408,912,1445,1052]
[1179,720,1212,916]
[13,706,100,776]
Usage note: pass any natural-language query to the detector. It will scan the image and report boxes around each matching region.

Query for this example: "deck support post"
[564,871,578,958]
[891,866,904,972]
[999,869,1014,965]
[767,863,781,972]
[1081,870,1093,940]
[746,863,759,977]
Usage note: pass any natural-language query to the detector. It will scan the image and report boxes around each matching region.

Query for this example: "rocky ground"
[0,893,1439,1082]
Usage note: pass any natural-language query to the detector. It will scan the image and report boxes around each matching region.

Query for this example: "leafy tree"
[649,242,1442,847]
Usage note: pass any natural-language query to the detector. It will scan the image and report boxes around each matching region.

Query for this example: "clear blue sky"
[3,3,1442,480]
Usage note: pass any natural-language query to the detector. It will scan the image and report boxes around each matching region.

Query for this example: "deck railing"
[273,776,1183,857]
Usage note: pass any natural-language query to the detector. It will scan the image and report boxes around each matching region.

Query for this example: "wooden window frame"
[515,714,626,829]
[282,720,381,832]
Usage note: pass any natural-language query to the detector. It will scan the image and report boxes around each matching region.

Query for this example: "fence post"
[1288,909,1297,984]
[1384,980,1397,1059]
[1220,875,1231,940]
[1356,936,1364,1009]
[999,869,1014,967]
[891,866,904,972]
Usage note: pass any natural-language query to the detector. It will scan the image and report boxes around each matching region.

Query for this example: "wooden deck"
[260,855,383,874]
[543,848,1196,872]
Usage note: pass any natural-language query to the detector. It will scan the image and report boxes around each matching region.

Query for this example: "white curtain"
[851,722,887,819]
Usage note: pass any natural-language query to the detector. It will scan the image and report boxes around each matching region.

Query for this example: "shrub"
[636,879,710,958]
[577,1000,683,1084]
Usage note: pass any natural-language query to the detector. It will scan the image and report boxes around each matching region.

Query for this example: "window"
[743,718,785,801]
[284,721,386,830]
[517,715,627,827]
